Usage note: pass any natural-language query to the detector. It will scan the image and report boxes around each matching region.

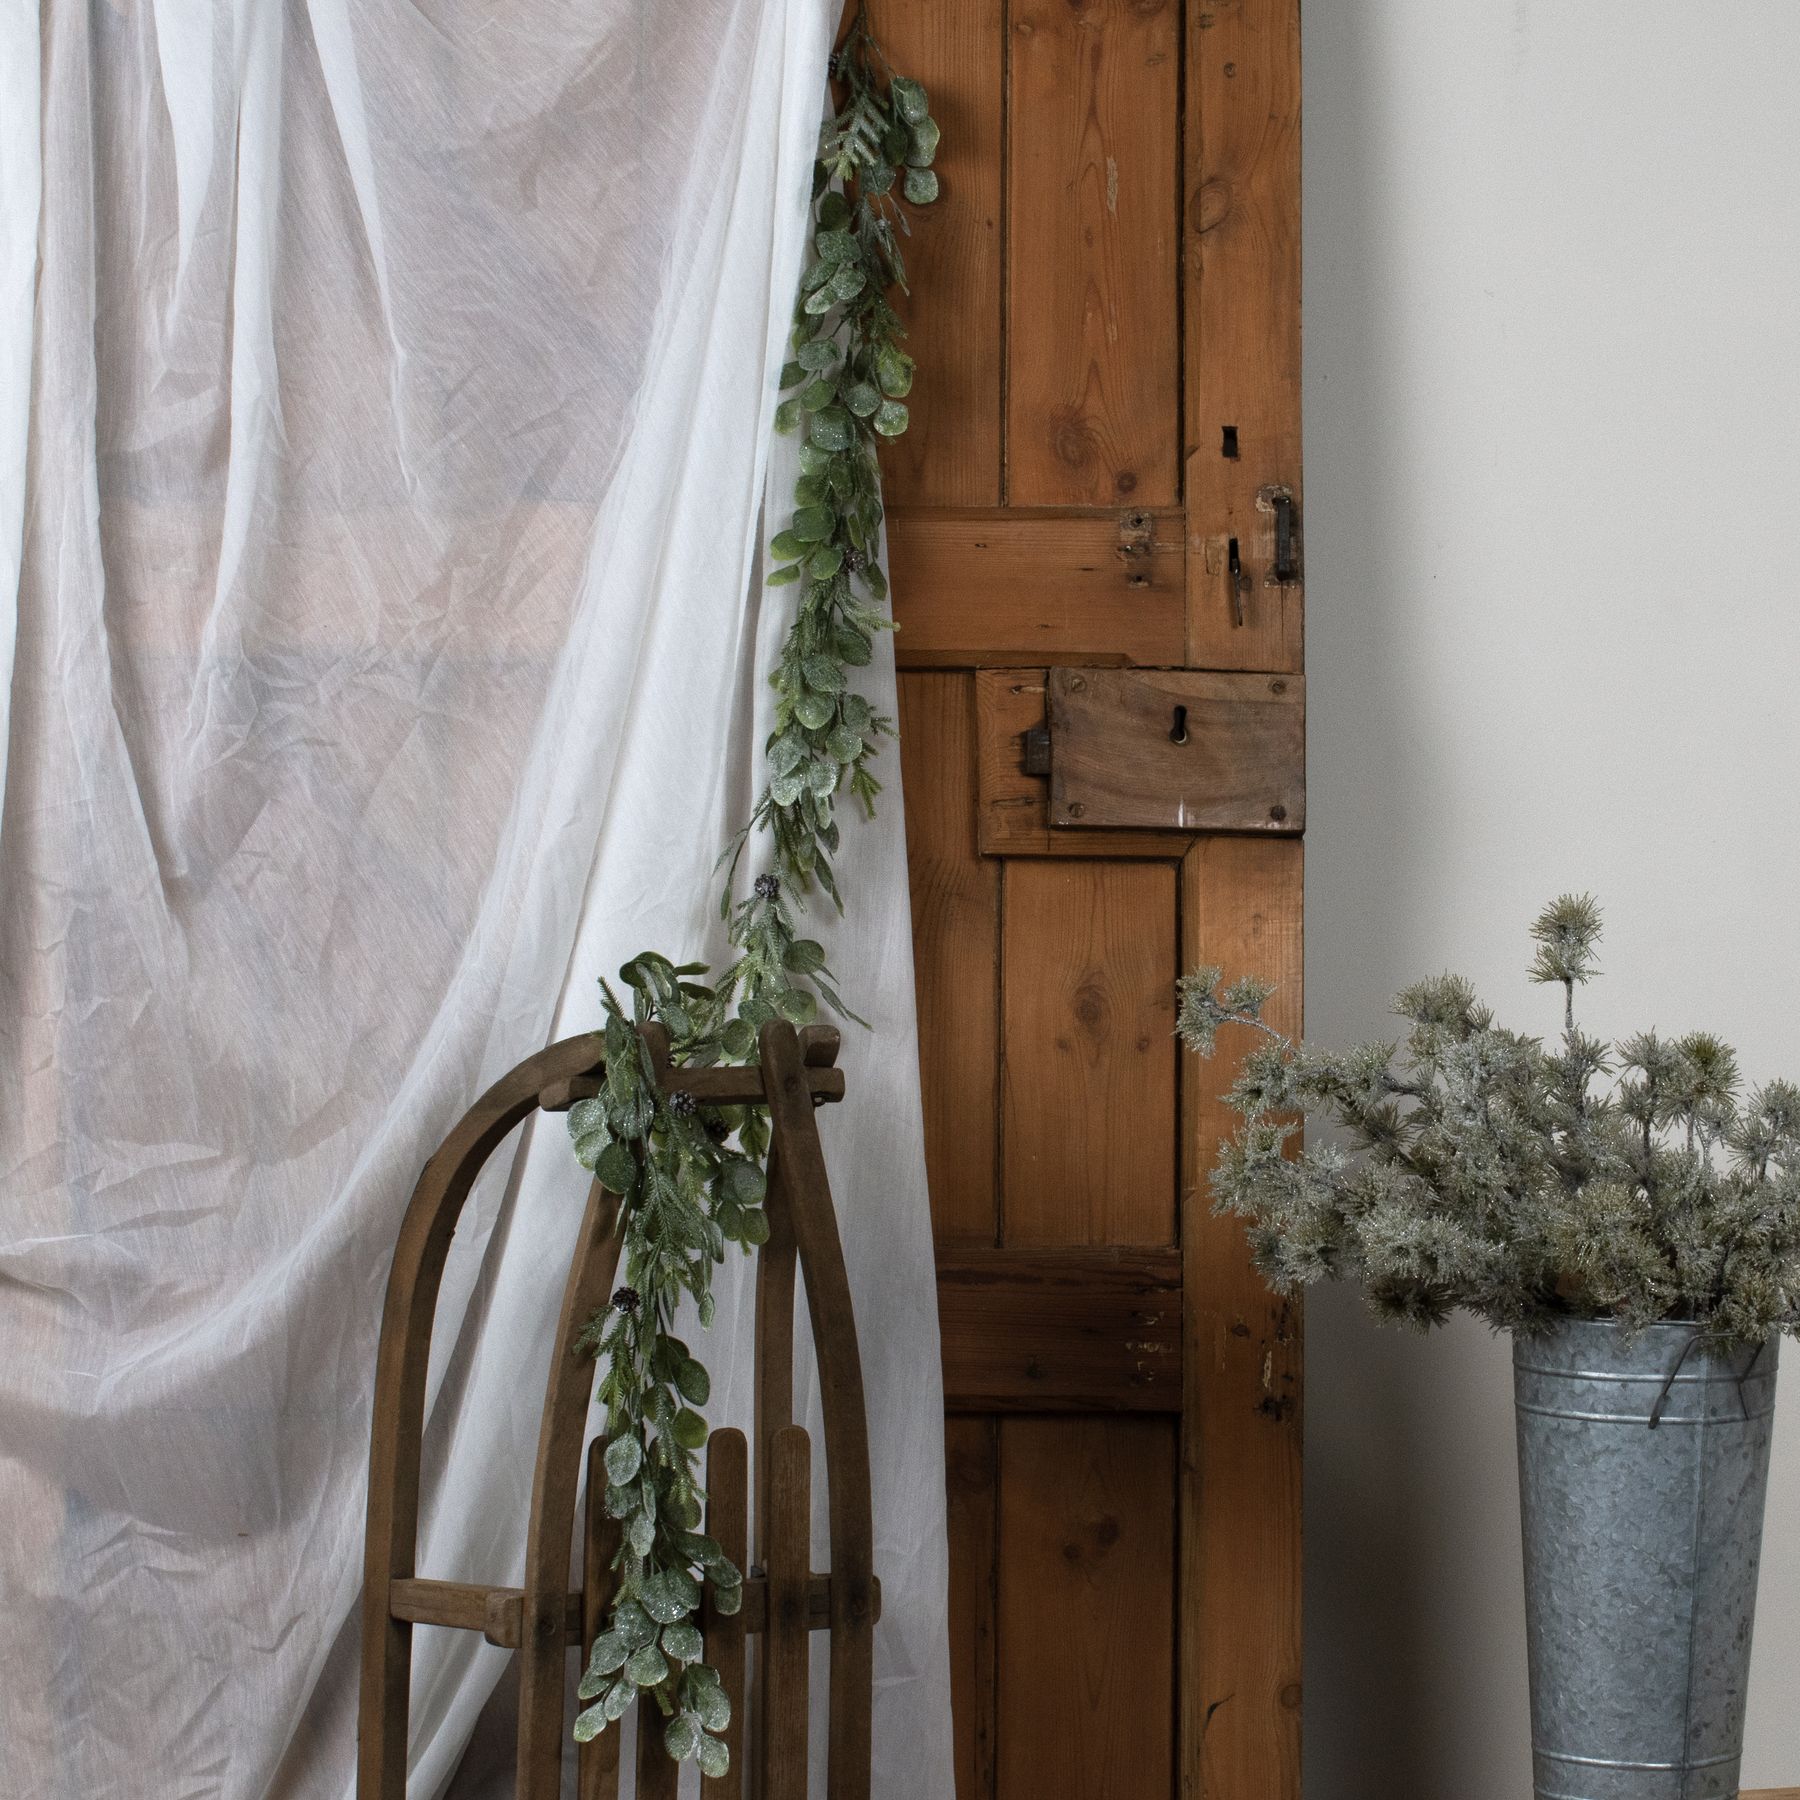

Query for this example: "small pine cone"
[843,548,868,573]
[611,1286,641,1314]
[668,1089,698,1118]
[702,1113,731,1142]
[754,872,780,900]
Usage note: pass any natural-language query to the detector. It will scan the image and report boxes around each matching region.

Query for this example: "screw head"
[1269,804,1288,823]
[1067,801,1087,819]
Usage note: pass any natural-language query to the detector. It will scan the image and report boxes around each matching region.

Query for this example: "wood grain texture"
[1002,859,1179,1246]
[1180,834,1304,1800]
[1007,0,1181,505]
[1048,667,1304,832]
[937,1246,1182,1411]
[976,670,1190,859]
[996,1418,1178,1800]
[633,1702,678,1800]
[898,674,1000,1243]
[761,1425,813,1800]
[945,1418,999,1800]
[890,509,1185,670]
[1185,0,1304,670]
[869,0,1004,506]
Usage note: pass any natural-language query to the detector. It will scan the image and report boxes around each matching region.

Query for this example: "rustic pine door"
[872,2,1303,1796]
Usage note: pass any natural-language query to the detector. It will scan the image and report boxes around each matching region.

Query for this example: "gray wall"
[1302,3,1800,1793]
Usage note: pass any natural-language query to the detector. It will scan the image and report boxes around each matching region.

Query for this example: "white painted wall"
[1302,3,1800,1793]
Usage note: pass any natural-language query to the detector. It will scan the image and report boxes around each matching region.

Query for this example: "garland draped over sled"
[562,18,939,1776]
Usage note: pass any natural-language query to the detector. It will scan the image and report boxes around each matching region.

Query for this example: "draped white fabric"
[0,3,954,1795]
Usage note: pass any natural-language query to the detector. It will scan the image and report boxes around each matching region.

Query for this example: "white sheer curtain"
[0,3,954,1795]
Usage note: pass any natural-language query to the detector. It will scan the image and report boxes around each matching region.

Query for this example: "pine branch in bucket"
[1180,896,1800,1349]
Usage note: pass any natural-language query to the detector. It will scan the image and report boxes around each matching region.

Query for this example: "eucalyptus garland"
[565,18,940,1775]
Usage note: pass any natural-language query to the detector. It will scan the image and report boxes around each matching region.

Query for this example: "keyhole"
[1169,705,1189,745]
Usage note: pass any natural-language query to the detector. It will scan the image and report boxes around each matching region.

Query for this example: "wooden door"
[873,3,1303,1796]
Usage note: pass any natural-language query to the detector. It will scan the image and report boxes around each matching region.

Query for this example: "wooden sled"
[357,1019,876,1798]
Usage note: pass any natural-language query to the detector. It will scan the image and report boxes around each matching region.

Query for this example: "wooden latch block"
[1045,668,1304,833]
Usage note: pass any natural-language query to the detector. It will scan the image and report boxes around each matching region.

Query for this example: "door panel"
[879,1,1303,1794]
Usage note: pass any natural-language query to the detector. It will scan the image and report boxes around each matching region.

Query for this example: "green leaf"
[881,122,910,166]
[766,563,801,587]
[840,692,872,730]
[604,1433,643,1486]
[791,504,834,543]
[802,376,837,412]
[817,191,851,230]
[711,1578,743,1615]
[580,1631,629,1696]
[614,1601,657,1649]
[783,938,827,975]
[597,1141,638,1196]
[627,1509,655,1556]
[740,1208,772,1248]
[774,396,801,433]
[874,398,910,438]
[572,1702,609,1743]
[903,167,939,205]
[808,407,853,453]
[843,381,881,418]
[801,655,846,694]
[778,359,806,389]
[769,528,807,561]
[604,1676,635,1722]
[814,227,856,265]
[862,161,896,197]
[676,1358,712,1405]
[830,263,867,303]
[672,1408,710,1450]
[625,1642,668,1686]
[721,1018,756,1060]
[665,1714,701,1762]
[571,1124,607,1171]
[795,690,835,731]
[827,724,864,762]
[907,117,941,167]
[690,1679,730,1735]
[641,1567,702,1622]
[776,987,818,1026]
[797,337,841,373]
[808,544,844,580]
[661,1621,704,1663]
[803,282,837,316]
[891,76,930,125]
[697,1734,730,1779]
[722,1159,766,1206]
[874,344,914,398]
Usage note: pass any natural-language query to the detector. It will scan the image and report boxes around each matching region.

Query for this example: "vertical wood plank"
[1184,0,1304,670]
[945,1417,1000,1800]
[1001,860,1179,1246]
[871,0,1005,507]
[898,673,1001,1245]
[996,1417,1178,1800]
[1007,0,1182,507]
[633,1703,679,1800]
[702,1428,749,1800]
[1180,835,1303,1800]
[762,1425,814,1800]
[580,1438,622,1800]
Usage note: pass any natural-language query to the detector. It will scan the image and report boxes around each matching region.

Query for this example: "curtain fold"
[0,2,953,1793]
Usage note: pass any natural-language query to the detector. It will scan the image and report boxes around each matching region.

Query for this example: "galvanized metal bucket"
[1514,1319,1779,1800]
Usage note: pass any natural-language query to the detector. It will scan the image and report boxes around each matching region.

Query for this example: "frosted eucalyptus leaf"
[904,168,939,205]
[843,381,881,418]
[572,1703,608,1743]
[817,190,851,229]
[801,655,845,693]
[797,337,841,372]
[711,1578,743,1616]
[624,1643,668,1686]
[808,407,853,453]
[795,691,835,730]
[827,725,864,763]
[581,1631,628,1692]
[596,1141,638,1196]
[665,1715,701,1762]
[774,396,801,433]
[675,1358,711,1405]
[671,1408,709,1451]
[642,1567,701,1622]
[808,544,844,579]
[604,1677,635,1722]
[697,1735,730,1779]
[830,264,867,303]
[891,76,929,123]
[603,1433,643,1486]
[863,160,895,196]
[614,1601,657,1649]
[661,1621,704,1662]
[874,399,909,437]
[803,283,837,316]
[778,359,806,388]
[766,563,801,587]
[791,505,834,542]
[627,1509,655,1556]
[776,988,818,1027]
[907,117,940,167]
[874,344,913,397]
[801,377,836,412]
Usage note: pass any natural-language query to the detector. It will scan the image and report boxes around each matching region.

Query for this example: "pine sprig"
[564,16,936,1771]
[1180,898,1800,1350]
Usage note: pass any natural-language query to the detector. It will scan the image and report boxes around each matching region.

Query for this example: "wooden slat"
[633,1699,678,1800]
[580,1440,622,1800]
[937,1247,1181,1412]
[871,0,1005,507]
[761,1425,813,1800]
[898,674,1000,1243]
[1048,667,1305,833]
[1007,0,1181,506]
[975,670,1189,859]
[1001,860,1179,1246]
[1184,0,1304,671]
[1180,834,1304,1800]
[996,1419,1177,1800]
[889,509,1185,670]
[701,1428,749,1799]
[945,1419,999,1800]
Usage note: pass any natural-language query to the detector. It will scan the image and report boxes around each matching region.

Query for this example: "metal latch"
[1020,723,1051,777]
